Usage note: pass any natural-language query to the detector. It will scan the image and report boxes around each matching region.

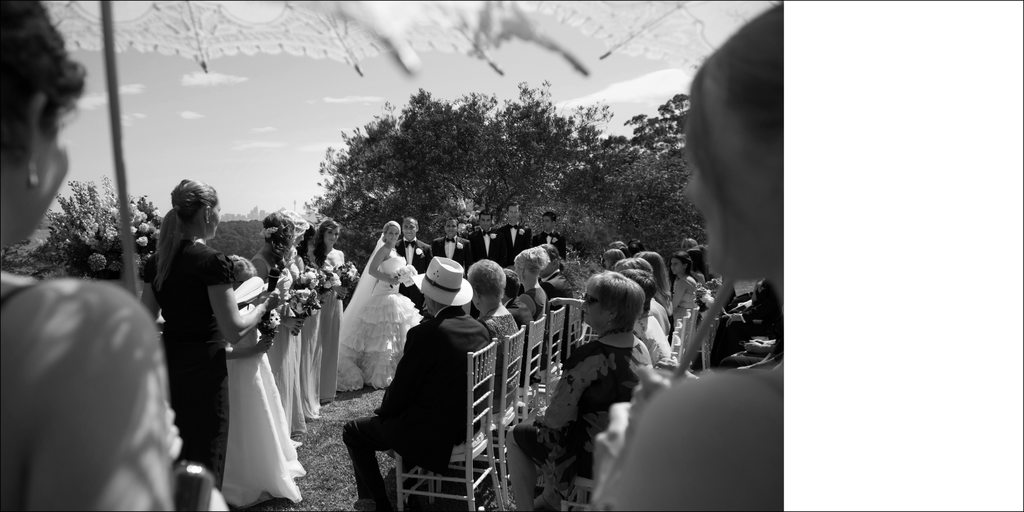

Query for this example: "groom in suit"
[468,209,507,267]
[431,217,473,273]
[398,216,432,311]
[341,257,490,511]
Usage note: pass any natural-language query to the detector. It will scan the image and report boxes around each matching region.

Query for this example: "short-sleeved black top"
[143,241,233,344]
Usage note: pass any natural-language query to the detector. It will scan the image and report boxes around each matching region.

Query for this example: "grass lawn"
[245,387,501,511]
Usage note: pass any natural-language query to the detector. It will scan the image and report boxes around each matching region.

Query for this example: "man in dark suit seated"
[710,279,782,367]
[431,217,473,273]
[341,257,489,512]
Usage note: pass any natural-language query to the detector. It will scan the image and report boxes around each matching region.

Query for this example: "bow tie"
[403,240,416,247]
[445,238,455,243]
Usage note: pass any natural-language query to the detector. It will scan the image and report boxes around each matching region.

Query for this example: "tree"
[39,177,162,280]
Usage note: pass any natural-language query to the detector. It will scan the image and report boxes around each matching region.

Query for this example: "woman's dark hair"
[262,212,296,263]
[603,249,626,269]
[669,251,693,280]
[1,1,86,162]
[314,219,339,266]
[503,268,522,301]
[687,4,782,212]
[626,239,645,256]
[298,226,317,266]
[687,246,709,280]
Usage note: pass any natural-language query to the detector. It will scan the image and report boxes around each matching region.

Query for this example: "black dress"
[144,241,233,488]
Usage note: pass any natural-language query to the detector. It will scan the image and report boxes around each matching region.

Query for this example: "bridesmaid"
[314,219,347,404]
[252,212,305,437]
[297,226,322,420]
[143,179,277,488]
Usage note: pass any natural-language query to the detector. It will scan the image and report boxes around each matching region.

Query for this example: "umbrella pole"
[100,0,138,295]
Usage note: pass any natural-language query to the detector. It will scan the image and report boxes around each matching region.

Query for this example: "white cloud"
[180,111,205,120]
[556,69,693,110]
[181,72,249,87]
[250,126,278,134]
[297,141,347,153]
[78,83,146,110]
[120,112,147,127]
[323,95,385,104]
[231,140,287,151]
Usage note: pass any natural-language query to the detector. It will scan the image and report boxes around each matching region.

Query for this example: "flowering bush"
[41,177,162,280]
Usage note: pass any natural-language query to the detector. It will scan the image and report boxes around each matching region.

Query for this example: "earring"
[27,162,39,188]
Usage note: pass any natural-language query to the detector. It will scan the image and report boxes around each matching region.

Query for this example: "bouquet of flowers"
[257,308,281,342]
[287,269,323,335]
[394,264,418,287]
[695,276,723,312]
[334,261,359,303]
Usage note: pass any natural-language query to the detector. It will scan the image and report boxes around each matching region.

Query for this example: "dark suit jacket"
[499,224,532,266]
[375,306,491,473]
[431,236,473,273]
[539,269,572,303]
[505,297,534,328]
[532,231,567,260]
[469,230,508,268]
[398,238,432,310]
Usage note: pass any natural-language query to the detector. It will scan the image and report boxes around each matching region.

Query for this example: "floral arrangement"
[287,269,322,335]
[315,265,343,299]
[257,308,281,342]
[334,261,360,302]
[394,264,418,287]
[695,276,723,311]
[44,178,163,280]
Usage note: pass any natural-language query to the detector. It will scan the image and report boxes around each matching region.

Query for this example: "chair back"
[545,306,566,371]
[564,301,583,357]
[699,314,721,371]
[519,315,547,420]
[466,341,498,446]
[496,327,526,426]
[674,307,699,360]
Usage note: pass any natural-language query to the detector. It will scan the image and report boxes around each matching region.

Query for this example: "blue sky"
[58,3,696,216]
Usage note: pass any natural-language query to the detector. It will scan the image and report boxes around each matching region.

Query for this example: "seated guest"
[619,269,675,370]
[503,268,534,328]
[711,280,782,367]
[608,240,628,253]
[635,251,673,315]
[626,239,645,256]
[507,272,652,510]
[432,217,473,272]
[514,246,550,321]
[680,237,699,251]
[687,246,710,284]
[602,248,626,270]
[341,257,488,512]
[614,258,670,335]
[538,243,572,302]
[468,259,519,408]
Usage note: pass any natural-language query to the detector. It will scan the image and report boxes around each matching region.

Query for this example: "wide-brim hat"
[413,257,473,307]
[234,276,266,305]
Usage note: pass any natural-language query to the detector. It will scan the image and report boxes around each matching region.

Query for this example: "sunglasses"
[582,293,600,305]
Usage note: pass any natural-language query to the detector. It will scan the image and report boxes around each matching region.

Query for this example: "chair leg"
[488,437,505,511]
[428,471,436,504]
[396,455,405,512]
[465,456,475,511]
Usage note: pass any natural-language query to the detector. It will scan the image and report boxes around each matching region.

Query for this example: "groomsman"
[431,217,473,273]
[398,216,432,311]
[532,210,567,259]
[469,210,508,267]
[499,203,532,267]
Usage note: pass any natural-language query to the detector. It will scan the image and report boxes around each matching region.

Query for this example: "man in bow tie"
[499,203,532,267]
[398,216,432,311]
[531,210,567,260]
[468,209,508,267]
[431,217,473,273]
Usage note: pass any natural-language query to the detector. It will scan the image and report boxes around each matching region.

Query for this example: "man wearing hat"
[341,257,490,512]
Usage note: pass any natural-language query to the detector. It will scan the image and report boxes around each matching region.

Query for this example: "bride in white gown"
[336,221,422,391]
[222,260,305,507]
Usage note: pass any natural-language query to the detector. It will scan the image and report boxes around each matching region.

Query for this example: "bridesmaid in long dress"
[252,213,305,437]
[297,227,321,421]
[313,220,346,404]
